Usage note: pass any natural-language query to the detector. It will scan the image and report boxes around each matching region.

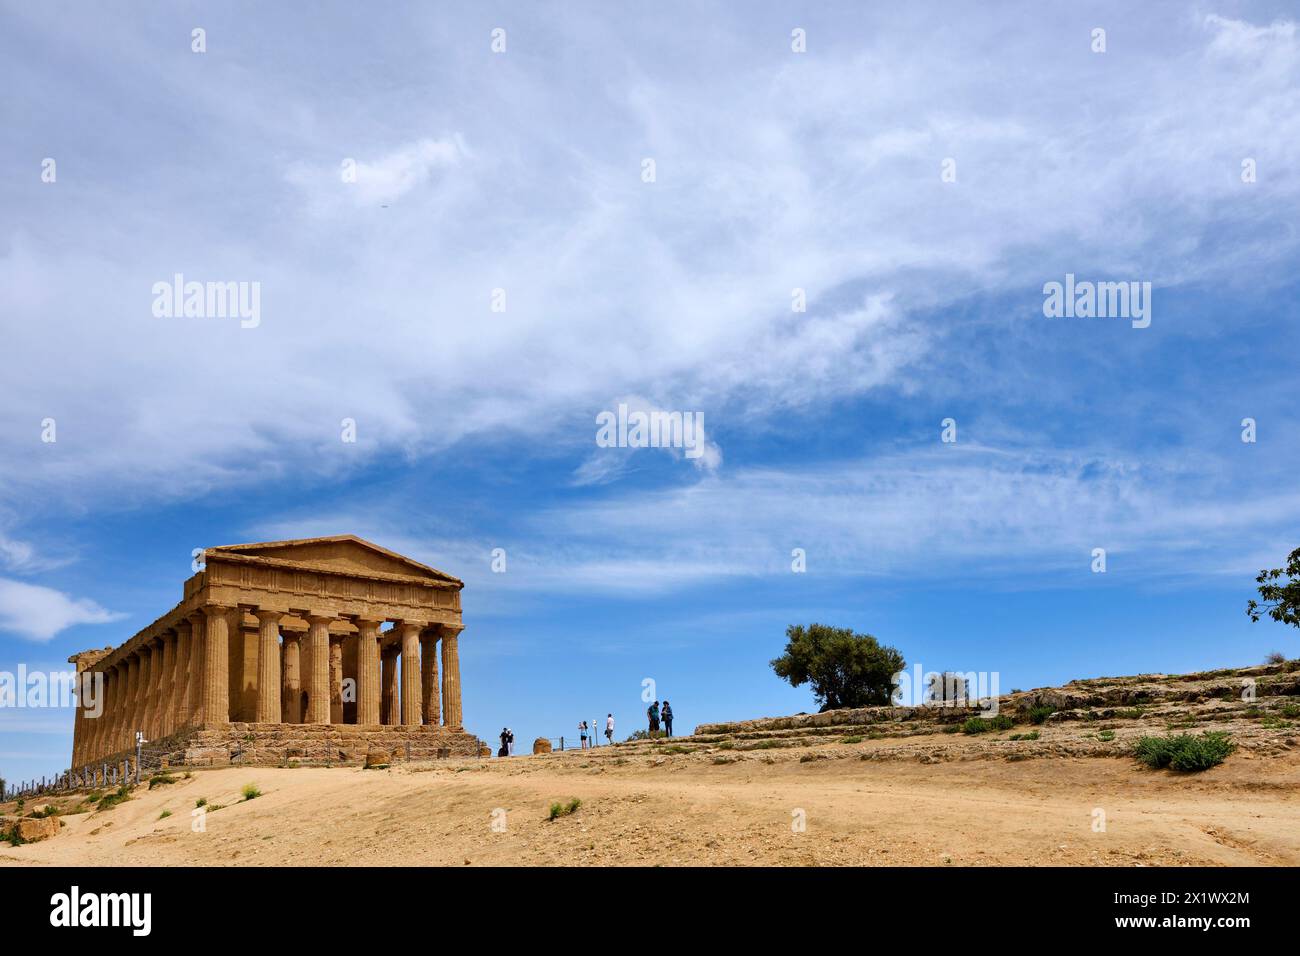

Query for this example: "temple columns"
[440,625,464,729]
[137,646,154,742]
[187,612,205,727]
[255,609,283,723]
[158,629,176,737]
[380,646,398,725]
[173,620,192,732]
[201,605,231,725]
[123,656,139,750]
[281,632,302,723]
[398,623,422,726]
[420,629,440,726]
[305,615,331,724]
[329,637,345,724]
[355,619,381,725]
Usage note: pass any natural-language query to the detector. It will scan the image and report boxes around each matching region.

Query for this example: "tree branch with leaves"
[1247,546,1300,629]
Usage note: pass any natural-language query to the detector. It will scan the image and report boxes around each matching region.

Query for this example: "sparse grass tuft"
[147,773,176,789]
[1097,730,1116,742]
[158,809,172,820]
[1009,731,1040,741]
[548,797,582,821]
[95,785,133,811]
[240,783,261,801]
[841,735,864,744]
[195,797,207,809]
[1135,732,1235,772]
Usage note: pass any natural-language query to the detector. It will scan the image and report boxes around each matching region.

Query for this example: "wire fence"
[1,732,485,802]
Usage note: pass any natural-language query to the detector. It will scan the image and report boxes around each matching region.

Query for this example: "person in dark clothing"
[499,727,510,757]
[647,700,660,735]
[661,700,674,738]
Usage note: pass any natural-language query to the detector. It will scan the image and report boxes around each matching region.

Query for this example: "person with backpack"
[498,727,510,757]
[647,700,660,735]
[661,700,674,738]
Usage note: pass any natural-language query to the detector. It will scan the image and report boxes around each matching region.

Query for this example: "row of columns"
[73,606,464,768]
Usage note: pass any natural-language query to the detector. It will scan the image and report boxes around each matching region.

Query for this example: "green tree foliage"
[1247,546,1300,630]
[770,623,905,712]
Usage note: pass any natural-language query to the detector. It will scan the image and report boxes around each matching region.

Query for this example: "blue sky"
[2,1,1300,783]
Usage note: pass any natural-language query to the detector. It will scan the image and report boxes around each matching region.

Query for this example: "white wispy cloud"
[0,579,126,642]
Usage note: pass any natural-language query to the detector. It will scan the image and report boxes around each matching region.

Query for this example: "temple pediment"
[207,535,462,586]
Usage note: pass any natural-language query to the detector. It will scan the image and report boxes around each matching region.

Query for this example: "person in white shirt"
[605,713,615,744]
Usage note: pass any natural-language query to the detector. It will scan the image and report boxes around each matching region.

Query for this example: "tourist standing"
[605,713,615,744]
[506,728,515,755]
[662,700,674,738]
[647,700,660,735]
[579,720,589,749]
[499,727,509,757]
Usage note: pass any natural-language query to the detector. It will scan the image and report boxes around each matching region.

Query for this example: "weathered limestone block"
[365,750,391,768]
[7,816,60,842]
[533,737,552,754]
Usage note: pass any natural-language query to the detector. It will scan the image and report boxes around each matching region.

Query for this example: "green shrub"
[158,809,172,820]
[1027,705,1056,725]
[988,714,1014,731]
[1097,730,1116,742]
[147,773,176,789]
[241,783,261,801]
[841,735,864,744]
[1281,703,1300,719]
[962,717,990,734]
[1135,732,1235,772]
[548,797,582,821]
[195,797,207,808]
[1009,731,1040,741]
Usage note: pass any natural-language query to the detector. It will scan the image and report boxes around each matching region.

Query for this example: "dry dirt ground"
[3,736,1298,866]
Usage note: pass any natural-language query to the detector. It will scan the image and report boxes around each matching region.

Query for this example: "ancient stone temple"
[67,536,480,768]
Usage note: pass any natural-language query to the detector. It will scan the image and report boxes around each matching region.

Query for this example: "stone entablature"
[68,535,468,770]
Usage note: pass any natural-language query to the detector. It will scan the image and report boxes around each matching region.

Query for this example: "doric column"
[230,607,255,721]
[398,623,423,726]
[355,620,381,726]
[173,620,192,732]
[420,629,440,725]
[71,669,87,767]
[80,667,98,763]
[255,609,283,723]
[201,605,232,725]
[281,632,302,723]
[305,615,332,724]
[158,630,176,737]
[136,646,154,742]
[122,656,139,751]
[440,625,464,728]
[96,668,112,760]
[106,665,123,757]
[101,664,117,757]
[187,612,205,727]
[329,637,344,724]
[381,646,398,725]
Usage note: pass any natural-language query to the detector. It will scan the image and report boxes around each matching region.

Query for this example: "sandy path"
[3,745,1297,866]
